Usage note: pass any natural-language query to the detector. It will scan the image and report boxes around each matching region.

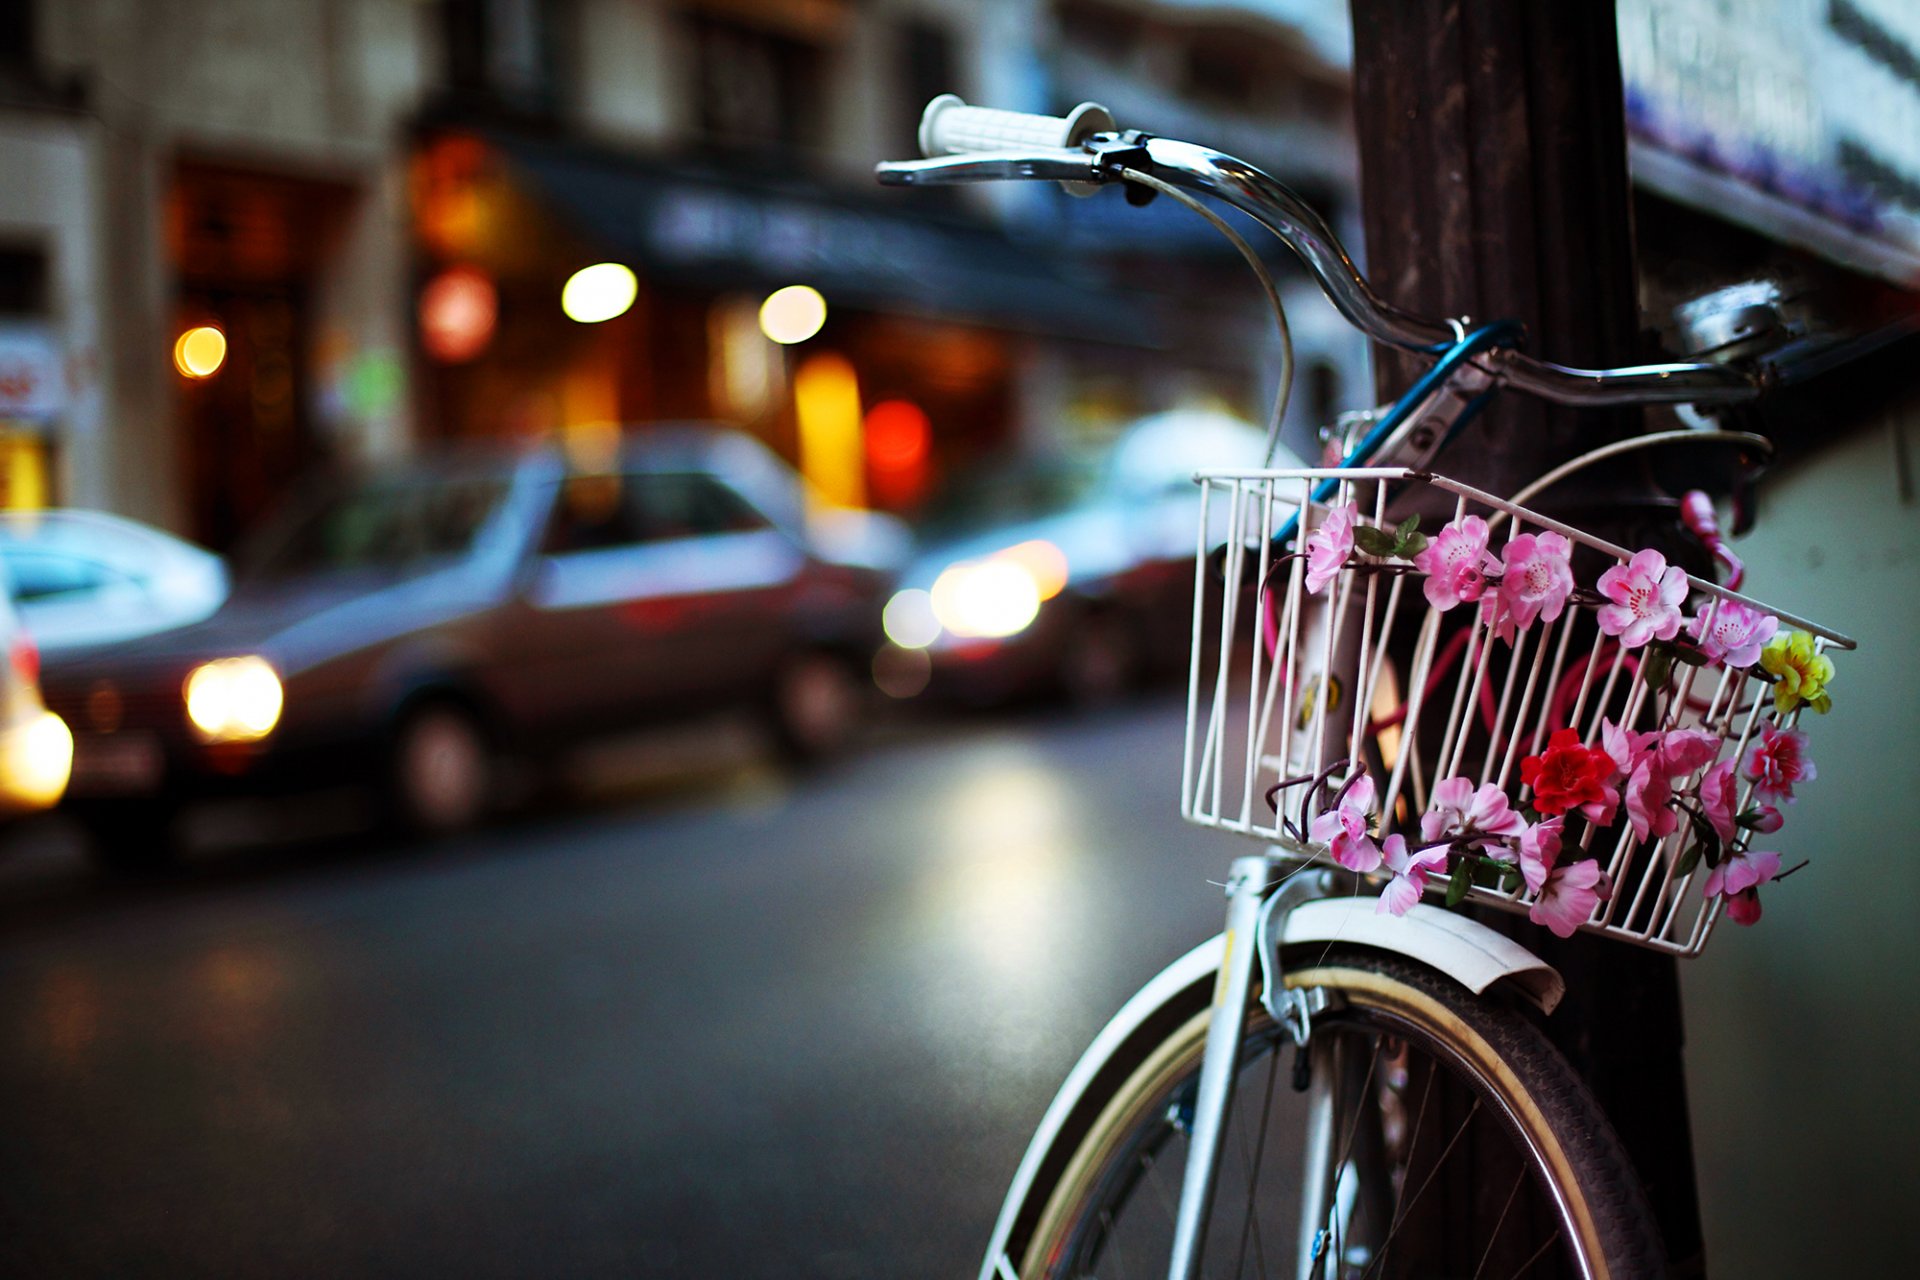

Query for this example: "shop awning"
[490,132,1165,348]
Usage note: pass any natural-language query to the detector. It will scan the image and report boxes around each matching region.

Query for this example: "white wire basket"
[1182,467,1854,957]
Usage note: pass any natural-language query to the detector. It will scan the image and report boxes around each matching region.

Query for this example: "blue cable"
[1269,320,1523,549]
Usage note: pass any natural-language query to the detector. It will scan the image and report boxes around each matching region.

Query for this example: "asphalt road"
[0,698,1229,1279]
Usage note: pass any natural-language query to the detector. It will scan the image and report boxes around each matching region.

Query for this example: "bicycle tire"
[1014,948,1664,1280]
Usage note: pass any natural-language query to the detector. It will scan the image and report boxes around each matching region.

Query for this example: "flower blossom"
[1376,834,1451,917]
[1413,515,1497,612]
[1594,549,1688,649]
[1519,729,1615,819]
[1420,775,1528,850]
[1309,772,1384,873]
[1699,759,1739,844]
[1743,723,1815,805]
[1759,630,1835,714]
[1685,599,1778,669]
[1517,817,1563,895]
[1486,532,1575,640]
[1623,728,1723,844]
[1303,501,1357,595]
[1703,847,1781,928]
[1529,859,1612,938]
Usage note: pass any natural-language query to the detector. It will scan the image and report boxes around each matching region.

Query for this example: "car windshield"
[241,473,511,580]
[916,455,1103,537]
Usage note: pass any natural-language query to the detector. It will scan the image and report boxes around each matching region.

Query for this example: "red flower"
[1520,729,1616,817]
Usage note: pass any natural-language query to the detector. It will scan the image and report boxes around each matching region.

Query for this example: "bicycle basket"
[1181,467,1854,957]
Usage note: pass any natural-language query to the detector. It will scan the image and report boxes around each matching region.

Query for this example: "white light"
[883,588,942,649]
[1,711,71,808]
[931,561,1042,639]
[561,263,638,323]
[759,285,827,344]
[184,656,284,744]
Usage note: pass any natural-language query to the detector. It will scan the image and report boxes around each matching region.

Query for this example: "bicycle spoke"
[1363,1090,1483,1279]
[1229,1041,1282,1278]
[1505,1228,1563,1280]
[1471,1167,1529,1280]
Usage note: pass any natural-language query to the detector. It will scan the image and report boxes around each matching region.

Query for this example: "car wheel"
[387,702,492,836]
[1059,609,1141,708]
[768,650,864,763]
[73,800,181,874]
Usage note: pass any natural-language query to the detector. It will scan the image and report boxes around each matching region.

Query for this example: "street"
[0,697,1224,1278]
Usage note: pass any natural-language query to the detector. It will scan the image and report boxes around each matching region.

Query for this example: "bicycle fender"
[1264,895,1565,1015]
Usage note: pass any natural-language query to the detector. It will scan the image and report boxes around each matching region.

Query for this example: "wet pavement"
[0,699,1227,1278]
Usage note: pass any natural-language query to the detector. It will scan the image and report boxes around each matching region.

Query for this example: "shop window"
[687,13,825,152]
[0,246,47,316]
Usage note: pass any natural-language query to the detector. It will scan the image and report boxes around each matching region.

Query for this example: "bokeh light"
[759,285,827,344]
[173,326,227,379]
[419,266,497,362]
[864,400,931,470]
[561,263,638,324]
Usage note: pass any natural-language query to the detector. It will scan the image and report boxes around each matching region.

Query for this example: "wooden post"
[1348,2,1706,1274]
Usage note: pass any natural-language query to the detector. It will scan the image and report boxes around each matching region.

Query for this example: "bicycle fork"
[1166,853,1331,1280]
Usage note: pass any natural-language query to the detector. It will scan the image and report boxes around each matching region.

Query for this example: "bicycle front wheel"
[1019,949,1662,1280]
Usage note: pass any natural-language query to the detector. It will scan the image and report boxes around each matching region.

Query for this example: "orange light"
[995,540,1070,601]
[173,326,227,379]
[864,400,930,470]
[419,266,497,362]
[793,353,865,509]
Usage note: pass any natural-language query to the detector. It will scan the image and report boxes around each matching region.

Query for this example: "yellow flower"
[1759,630,1834,714]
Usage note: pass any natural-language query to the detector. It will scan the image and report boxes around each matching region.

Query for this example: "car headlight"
[184,656,283,744]
[931,559,1043,639]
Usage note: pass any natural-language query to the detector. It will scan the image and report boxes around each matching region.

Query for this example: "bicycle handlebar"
[875,101,1765,409]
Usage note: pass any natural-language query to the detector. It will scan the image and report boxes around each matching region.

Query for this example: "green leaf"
[1353,526,1398,557]
[1673,645,1710,668]
[1642,646,1674,691]
[1399,531,1429,558]
[1675,842,1703,877]
[1445,864,1473,907]
[1396,514,1422,541]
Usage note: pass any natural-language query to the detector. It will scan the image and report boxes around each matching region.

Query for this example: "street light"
[759,285,826,344]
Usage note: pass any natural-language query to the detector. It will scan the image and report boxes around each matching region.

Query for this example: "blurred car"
[876,410,1301,705]
[0,575,72,816]
[43,425,899,869]
[0,510,228,654]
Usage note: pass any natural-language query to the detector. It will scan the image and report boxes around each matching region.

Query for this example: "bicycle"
[878,100,1854,1280]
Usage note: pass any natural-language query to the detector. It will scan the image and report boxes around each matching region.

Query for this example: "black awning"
[489,132,1163,348]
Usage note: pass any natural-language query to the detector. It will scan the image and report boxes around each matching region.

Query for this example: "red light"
[865,400,930,470]
[419,265,497,363]
[10,636,37,687]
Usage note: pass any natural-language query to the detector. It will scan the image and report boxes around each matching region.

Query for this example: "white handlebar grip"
[917,95,1116,158]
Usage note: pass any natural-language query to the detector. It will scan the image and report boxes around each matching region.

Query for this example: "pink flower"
[1517,817,1563,894]
[1304,501,1357,595]
[1656,729,1721,776]
[1414,515,1497,612]
[1743,724,1815,805]
[1623,729,1722,843]
[1749,805,1784,833]
[1375,834,1451,917]
[1489,532,1575,638]
[1625,759,1677,843]
[1703,847,1781,904]
[1685,599,1779,669]
[1595,549,1689,649]
[1420,775,1528,850]
[1309,773,1383,873]
[1529,859,1612,938]
[1699,759,1739,844]
[1726,886,1763,925]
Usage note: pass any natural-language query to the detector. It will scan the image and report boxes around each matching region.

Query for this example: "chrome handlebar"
[876,135,1764,408]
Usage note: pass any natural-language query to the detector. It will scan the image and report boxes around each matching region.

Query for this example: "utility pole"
[1348,3,1706,1274]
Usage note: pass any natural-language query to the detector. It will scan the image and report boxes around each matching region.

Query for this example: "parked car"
[876,410,1300,705]
[0,574,71,816]
[0,509,228,654]
[43,425,900,869]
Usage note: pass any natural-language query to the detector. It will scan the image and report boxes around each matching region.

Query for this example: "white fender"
[1270,896,1565,1015]
[977,902,1561,1280]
